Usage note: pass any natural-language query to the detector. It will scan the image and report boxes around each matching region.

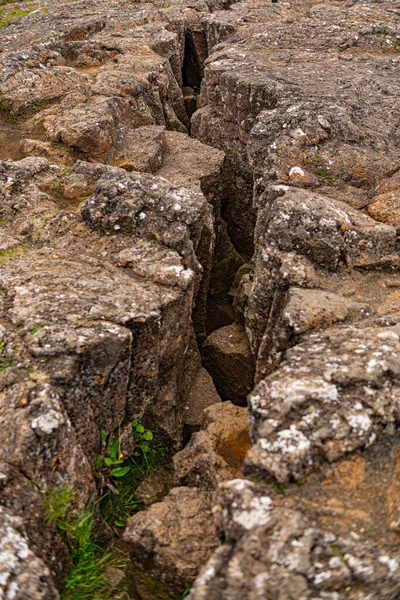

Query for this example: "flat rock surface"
[0,0,399,596]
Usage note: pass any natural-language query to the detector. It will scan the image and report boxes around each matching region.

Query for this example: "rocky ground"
[0,0,399,596]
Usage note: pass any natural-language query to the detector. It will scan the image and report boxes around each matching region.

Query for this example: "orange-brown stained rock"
[174,401,251,490]
[368,189,400,226]
[322,456,366,490]
[388,450,400,532]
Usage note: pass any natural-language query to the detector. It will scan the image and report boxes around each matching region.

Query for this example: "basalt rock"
[189,480,400,600]
[245,185,399,382]
[202,323,255,405]
[123,486,218,599]
[1,0,400,595]
[174,401,251,489]
[245,317,400,483]
[0,155,217,591]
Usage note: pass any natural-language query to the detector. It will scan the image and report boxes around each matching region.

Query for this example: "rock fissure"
[1,0,400,598]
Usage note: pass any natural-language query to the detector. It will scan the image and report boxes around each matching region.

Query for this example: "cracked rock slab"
[189,480,400,600]
[244,319,400,483]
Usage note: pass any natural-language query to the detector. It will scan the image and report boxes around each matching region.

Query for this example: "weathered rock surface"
[202,323,255,405]
[183,366,222,438]
[123,486,218,599]
[0,507,59,600]
[174,401,251,489]
[246,185,400,381]
[1,0,400,595]
[189,479,400,600]
[245,318,400,483]
[0,155,217,590]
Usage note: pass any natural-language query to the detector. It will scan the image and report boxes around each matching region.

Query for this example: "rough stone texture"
[194,0,399,252]
[368,170,400,227]
[174,401,251,489]
[123,486,218,599]
[245,185,400,382]
[0,507,59,600]
[202,323,255,405]
[189,480,400,600]
[183,366,222,437]
[0,155,217,590]
[155,130,225,341]
[245,318,400,483]
[1,0,400,595]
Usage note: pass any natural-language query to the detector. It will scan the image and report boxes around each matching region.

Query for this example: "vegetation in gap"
[43,486,117,600]
[99,420,172,528]
[0,341,16,371]
[41,421,173,597]
[0,245,27,265]
[0,92,13,112]
[174,589,191,600]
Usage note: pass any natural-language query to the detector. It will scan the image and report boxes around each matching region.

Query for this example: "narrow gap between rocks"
[100,26,257,598]
[181,32,204,125]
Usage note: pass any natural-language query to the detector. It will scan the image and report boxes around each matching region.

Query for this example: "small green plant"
[43,485,75,529]
[97,422,152,497]
[265,477,286,496]
[32,100,51,113]
[0,91,12,112]
[96,428,129,496]
[18,325,43,335]
[314,151,322,164]
[132,419,154,456]
[313,167,335,186]
[28,325,41,334]
[330,543,348,563]
[162,2,169,7]
[0,210,6,226]
[174,589,190,600]
[100,421,171,527]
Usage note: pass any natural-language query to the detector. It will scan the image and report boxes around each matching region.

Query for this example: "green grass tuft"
[42,485,75,527]
[0,341,17,372]
[173,589,190,600]
[61,510,114,600]
[42,486,117,600]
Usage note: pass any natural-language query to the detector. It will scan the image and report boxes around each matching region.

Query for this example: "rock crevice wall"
[0,0,400,597]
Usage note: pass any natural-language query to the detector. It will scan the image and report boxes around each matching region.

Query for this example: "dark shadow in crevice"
[181,31,206,124]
